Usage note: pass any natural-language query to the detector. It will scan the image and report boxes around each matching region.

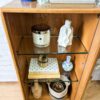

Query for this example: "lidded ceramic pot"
[31,24,51,48]
[48,75,70,100]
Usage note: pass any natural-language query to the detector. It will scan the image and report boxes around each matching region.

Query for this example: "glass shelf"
[17,36,88,55]
[29,83,69,100]
[24,62,78,85]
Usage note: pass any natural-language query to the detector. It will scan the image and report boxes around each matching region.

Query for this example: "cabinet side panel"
[80,14,98,51]
[2,13,28,100]
[17,56,29,100]
[74,54,88,80]
[70,82,79,100]
[70,55,87,99]
[1,12,25,99]
[75,16,100,100]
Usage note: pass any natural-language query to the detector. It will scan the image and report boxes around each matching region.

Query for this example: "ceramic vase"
[31,80,42,99]
[62,56,73,72]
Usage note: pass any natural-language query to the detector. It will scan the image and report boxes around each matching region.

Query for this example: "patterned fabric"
[29,58,59,73]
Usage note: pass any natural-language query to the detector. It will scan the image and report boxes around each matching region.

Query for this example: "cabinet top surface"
[1,1,100,13]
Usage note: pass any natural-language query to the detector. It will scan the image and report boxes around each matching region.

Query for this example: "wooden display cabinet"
[1,1,100,100]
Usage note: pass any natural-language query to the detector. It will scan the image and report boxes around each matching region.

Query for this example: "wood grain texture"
[83,81,100,100]
[28,73,60,79]
[0,83,23,100]
[70,54,86,100]
[74,54,87,80]
[80,14,99,51]
[70,82,79,100]
[73,15,99,81]
[1,1,100,13]
[75,17,100,100]
[3,13,82,36]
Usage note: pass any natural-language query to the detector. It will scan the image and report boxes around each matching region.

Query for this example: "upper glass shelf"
[16,36,88,55]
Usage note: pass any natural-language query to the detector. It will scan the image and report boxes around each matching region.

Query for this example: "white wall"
[0,0,17,82]
[50,0,95,3]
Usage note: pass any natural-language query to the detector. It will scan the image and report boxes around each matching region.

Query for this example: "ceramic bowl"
[47,75,70,99]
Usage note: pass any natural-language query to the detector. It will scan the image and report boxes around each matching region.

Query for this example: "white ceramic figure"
[37,0,49,5]
[62,56,73,72]
[58,20,73,47]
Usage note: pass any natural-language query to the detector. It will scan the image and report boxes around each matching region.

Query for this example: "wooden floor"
[0,82,23,100]
[0,81,100,100]
[83,81,100,100]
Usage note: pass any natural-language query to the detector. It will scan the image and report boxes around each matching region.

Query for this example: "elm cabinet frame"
[1,1,100,100]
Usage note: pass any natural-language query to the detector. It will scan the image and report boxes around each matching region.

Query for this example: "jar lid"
[31,24,50,32]
[50,80,66,93]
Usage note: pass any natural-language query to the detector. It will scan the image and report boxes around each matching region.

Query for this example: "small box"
[28,58,60,79]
